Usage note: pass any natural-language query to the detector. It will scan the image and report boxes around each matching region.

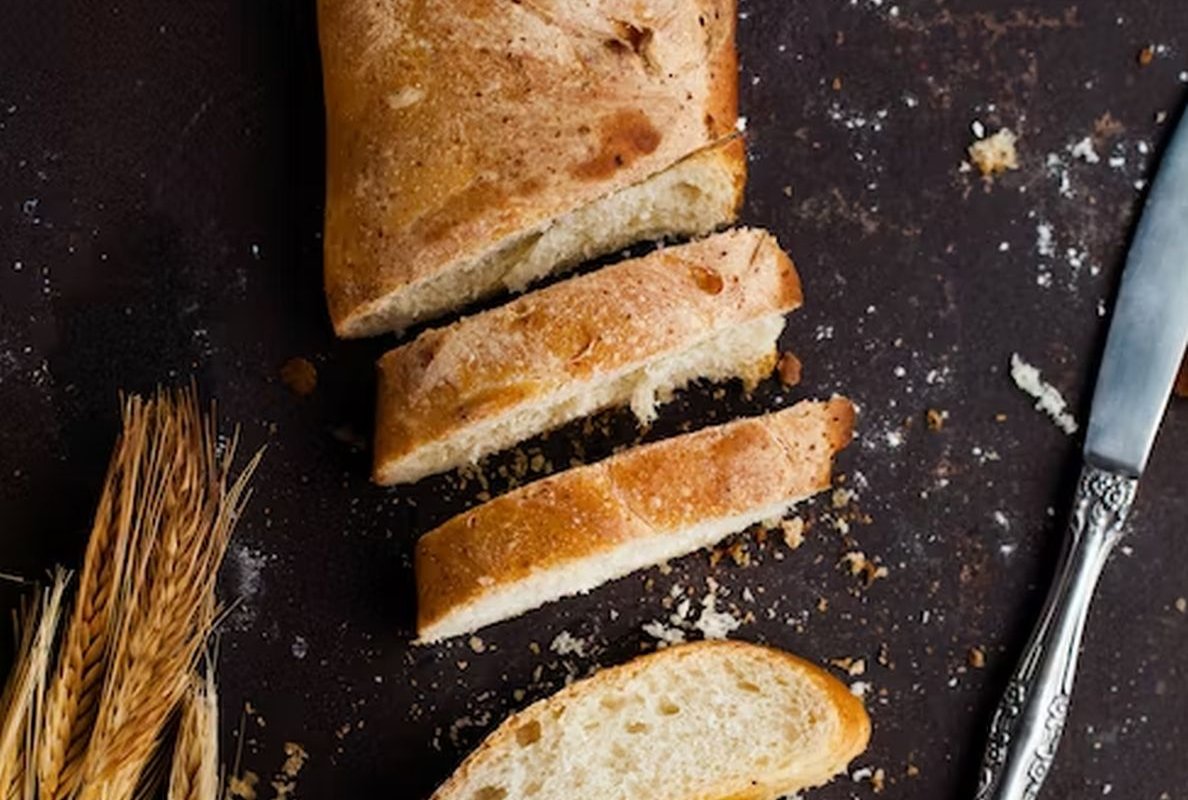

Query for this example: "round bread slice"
[431,640,871,800]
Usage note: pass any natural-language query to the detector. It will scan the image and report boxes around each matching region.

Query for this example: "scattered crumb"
[849,681,871,699]
[1069,136,1100,164]
[642,620,686,646]
[871,767,887,793]
[968,647,987,669]
[816,596,829,613]
[968,128,1019,176]
[694,592,742,640]
[830,657,867,677]
[549,630,588,657]
[227,771,260,800]
[777,352,802,386]
[1138,44,1155,66]
[468,635,486,654]
[840,551,889,587]
[279,357,317,396]
[907,762,921,778]
[1175,597,1186,614]
[781,517,805,550]
[925,408,946,431]
[280,742,308,777]
[1010,353,1078,434]
[877,642,890,667]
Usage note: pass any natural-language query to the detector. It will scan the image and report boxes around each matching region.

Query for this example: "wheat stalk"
[26,388,257,800]
[39,401,149,800]
[166,666,218,800]
[0,570,70,800]
[71,389,258,800]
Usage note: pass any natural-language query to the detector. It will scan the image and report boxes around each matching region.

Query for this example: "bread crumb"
[877,642,890,667]
[849,681,871,698]
[831,488,855,509]
[694,592,742,640]
[642,620,686,646]
[1138,44,1155,66]
[925,408,946,431]
[227,771,260,800]
[872,767,887,793]
[968,128,1019,176]
[906,762,921,777]
[781,517,805,550]
[816,596,829,613]
[1175,597,1186,614]
[968,646,986,669]
[279,357,317,396]
[467,635,486,654]
[549,630,589,657]
[829,657,866,676]
[840,551,889,586]
[1010,353,1078,434]
[777,352,802,386]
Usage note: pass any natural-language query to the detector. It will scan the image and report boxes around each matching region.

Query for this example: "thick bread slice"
[374,228,801,486]
[416,398,855,642]
[430,640,871,800]
[319,0,741,337]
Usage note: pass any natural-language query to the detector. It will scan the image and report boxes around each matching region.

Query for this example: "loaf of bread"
[416,397,854,642]
[430,640,870,800]
[374,228,801,486]
[319,0,743,337]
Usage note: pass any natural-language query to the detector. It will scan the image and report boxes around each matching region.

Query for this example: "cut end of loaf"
[415,398,855,642]
[338,137,745,338]
[429,640,870,800]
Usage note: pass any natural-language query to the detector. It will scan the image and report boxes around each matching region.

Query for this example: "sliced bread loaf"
[430,640,870,800]
[416,397,854,642]
[374,228,801,486]
[319,0,743,337]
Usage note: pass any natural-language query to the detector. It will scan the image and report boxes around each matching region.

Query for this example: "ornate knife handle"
[975,464,1137,800]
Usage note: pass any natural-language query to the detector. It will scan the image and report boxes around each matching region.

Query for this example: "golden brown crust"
[430,640,870,800]
[374,228,801,485]
[319,0,740,335]
[415,398,854,635]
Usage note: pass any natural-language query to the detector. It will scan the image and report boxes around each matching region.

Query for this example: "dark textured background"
[2,1,1188,797]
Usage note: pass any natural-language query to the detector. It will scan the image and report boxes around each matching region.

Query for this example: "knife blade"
[1086,109,1188,475]
[975,107,1188,800]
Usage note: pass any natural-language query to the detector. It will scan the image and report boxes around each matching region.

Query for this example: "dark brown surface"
[2,1,1187,798]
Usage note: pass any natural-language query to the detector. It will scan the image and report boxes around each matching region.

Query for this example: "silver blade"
[1086,110,1188,476]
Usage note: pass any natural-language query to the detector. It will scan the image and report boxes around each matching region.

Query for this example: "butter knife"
[975,108,1188,800]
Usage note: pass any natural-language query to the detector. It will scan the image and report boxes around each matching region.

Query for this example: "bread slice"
[319,0,743,337]
[416,397,854,642]
[374,228,800,486]
[430,640,871,800]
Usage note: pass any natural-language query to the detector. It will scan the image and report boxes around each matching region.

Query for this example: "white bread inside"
[374,228,801,486]
[350,139,745,337]
[429,641,870,800]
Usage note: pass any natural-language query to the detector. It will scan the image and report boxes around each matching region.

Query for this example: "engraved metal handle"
[975,464,1137,800]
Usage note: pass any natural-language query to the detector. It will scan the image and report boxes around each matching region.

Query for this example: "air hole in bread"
[658,699,681,715]
[737,680,762,693]
[626,721,649,734]
[600,695,626,711]
[474,787,507,800]
[515,720,542,747]
[524,782,542,796]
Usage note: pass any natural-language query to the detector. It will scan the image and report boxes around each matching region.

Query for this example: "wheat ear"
[75,389,258,800]
[38,400,150,800]
[167,666,218,800]
[0,570,70,800]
